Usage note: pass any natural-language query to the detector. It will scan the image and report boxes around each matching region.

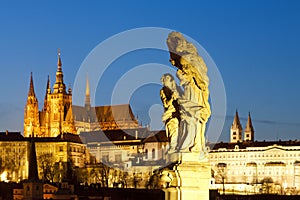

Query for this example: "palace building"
[0,131,89,183]
[209,111,300,194]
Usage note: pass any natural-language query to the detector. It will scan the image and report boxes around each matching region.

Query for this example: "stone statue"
[161,32,211,154]
[160,73,182,153]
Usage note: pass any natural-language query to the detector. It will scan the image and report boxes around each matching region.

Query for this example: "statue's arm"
[160,89,173,109]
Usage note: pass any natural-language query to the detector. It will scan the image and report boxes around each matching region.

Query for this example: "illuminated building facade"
[72,77,141,134]
[0,131,89,183]
[24,50,76,138]
[209,111,300,194]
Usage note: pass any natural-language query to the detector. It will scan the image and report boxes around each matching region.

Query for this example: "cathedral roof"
[72,105,97,122]
[73,104,138,124]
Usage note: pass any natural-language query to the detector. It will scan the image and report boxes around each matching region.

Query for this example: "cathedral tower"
[230,110,243,143]
[24,50,76,137]
[24,73,40,137]
[41,50,76,137]
[244,112,254,141]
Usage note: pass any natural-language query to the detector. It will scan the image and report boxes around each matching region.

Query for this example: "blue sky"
[0,0,300,142]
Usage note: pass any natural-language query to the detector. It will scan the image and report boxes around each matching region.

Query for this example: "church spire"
[22,136,43,200]
[28,72,36,97]
[232,110,242,130]
[28,137,39,181]
[57,49,62,69]
[230,110,243,143]
[43,76,51,111]
[245,112,253,132]
[46,75,51,94]
[85,75,91,110]
[244,112,254,141]
[24,73,39,137]
[53,49,66,93]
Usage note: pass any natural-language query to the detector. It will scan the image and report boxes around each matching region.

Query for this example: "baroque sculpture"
[161,32,211,155]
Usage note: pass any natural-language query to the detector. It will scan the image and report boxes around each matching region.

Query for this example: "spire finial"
[53,49,66,93]
[57,48,62,67]
[232,109,242,129]
[85,73,91,110]
[245,112,254,131]
[46,75,51,93]
[28,72,36,97]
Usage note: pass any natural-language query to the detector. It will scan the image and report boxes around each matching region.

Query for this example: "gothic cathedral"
[24,50,76,137]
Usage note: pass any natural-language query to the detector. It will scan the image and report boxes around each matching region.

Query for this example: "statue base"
[163,152,211,200]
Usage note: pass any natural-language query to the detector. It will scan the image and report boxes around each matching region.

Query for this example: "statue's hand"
[172,92,178,100]
[199,108,210,123]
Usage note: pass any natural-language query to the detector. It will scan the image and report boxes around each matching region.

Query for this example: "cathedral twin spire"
[230,110,254,143]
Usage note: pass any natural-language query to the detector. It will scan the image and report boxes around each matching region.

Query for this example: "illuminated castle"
[23,50,140,137]
[24,50,76,137]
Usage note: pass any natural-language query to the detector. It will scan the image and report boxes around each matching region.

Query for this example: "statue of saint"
[160,73,182,153]
[163,32,211,154]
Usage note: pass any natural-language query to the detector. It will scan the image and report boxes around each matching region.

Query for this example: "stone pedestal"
[163,153,211,200]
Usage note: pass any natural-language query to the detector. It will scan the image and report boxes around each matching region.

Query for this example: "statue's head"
[176,69,190,86]
[161,73,176,90]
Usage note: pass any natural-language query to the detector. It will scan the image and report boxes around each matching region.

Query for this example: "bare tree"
[261,177,274,194]
[38,153,58,182]
[216,163,227,195]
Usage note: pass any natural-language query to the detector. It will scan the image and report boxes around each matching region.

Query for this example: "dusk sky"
[0,0,300,142]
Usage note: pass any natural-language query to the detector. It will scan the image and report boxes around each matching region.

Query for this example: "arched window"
[145,149,148,159]
[152,148,155,159]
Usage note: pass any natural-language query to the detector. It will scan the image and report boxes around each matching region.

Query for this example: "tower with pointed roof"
[41,50,76,137]
[244,112,254,141]
[24,50,76,137]
[230,110,243,143]
[22,137,43,200]
[84,75,91,111]
[24,73,40,137]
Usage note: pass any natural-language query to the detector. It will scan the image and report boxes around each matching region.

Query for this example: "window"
[233,132,236,135]
[152,149,155,159]
[145,149,148,159]
[54,113,58,120]
[59,146,63,152]
[115,154,121,162]
[246,134,249,137]
[102,154,109,162]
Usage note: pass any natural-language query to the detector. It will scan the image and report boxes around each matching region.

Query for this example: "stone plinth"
[163,153,211,200]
